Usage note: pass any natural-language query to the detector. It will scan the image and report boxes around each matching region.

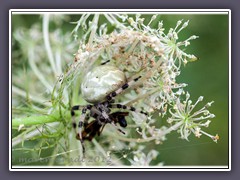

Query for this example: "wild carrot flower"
[167,91,219,142]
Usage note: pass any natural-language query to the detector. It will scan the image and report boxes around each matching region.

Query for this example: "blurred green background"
[154,14,229,166]
[12,13,229,166]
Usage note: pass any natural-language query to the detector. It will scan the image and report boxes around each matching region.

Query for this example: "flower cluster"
[167,91,219,142]
[56,14,219,164]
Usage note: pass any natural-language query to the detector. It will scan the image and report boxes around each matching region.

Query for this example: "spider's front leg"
[106,76,142,101]
[109,104,148,116]
[71,105,92,154]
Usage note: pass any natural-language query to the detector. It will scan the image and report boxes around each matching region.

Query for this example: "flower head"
[167,91,219,142]
[161,20,199,67]
[128,145,161,166]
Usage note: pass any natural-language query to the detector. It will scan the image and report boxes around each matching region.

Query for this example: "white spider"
[71,60,148,154]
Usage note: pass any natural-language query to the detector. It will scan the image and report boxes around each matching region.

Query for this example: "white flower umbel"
[61,14,219,160]
[128,145,161,166]
[126,16,199,68]
[167,92,219,142]
[161,20,199,68]
[66,14,199,117]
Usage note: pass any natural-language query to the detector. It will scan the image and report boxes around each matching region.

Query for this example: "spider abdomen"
[81,65,126,103]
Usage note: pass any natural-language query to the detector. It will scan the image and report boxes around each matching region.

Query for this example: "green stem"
[12,111,71,127]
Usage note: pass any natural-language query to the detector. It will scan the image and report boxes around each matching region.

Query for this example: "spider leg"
[101,59,110,65]
[106,76,142,101]
[84,113,90,127]
[110,122,126,134]
[110,104,148,116]
[71,105,92,154]
[77,107,87,143]
[98,124,106,136]
[71,105,81,134]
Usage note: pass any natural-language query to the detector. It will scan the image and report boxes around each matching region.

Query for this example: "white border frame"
[9,9,231,171]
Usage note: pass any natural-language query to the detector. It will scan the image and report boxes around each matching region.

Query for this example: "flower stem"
[43,14,58,76]
[12,111,71,127]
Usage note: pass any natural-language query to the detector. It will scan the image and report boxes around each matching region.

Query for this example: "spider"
[71,60,148,154]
